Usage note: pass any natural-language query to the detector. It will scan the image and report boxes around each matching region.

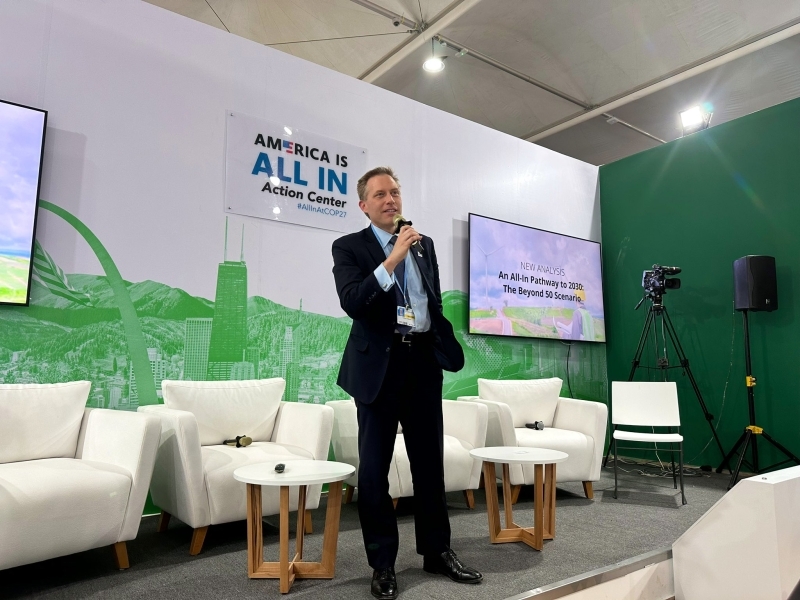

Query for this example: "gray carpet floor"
[1,464,729,599]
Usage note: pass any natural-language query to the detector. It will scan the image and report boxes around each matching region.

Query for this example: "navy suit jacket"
[332,226,464,404]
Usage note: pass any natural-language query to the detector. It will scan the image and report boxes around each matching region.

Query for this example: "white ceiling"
[144,0,800,165]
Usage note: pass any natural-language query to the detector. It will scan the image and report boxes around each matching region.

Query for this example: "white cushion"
[0,458,130,570]
[394,434,475,497]
[614,430,683,443]
[0,382,91,464]
[162,379,285,446]
[514,426,594,483]
[201,441,316,524]
[478,378,562,427]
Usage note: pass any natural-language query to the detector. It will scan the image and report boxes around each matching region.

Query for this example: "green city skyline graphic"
[0,203,608,407]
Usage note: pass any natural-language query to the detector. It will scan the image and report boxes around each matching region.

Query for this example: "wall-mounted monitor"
[468,213,606,342]
[0,99,47,306]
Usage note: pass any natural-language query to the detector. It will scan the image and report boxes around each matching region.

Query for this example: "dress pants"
[355,332,451,569]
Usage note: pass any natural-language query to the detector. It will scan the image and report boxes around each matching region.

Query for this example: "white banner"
[225,112,367,233]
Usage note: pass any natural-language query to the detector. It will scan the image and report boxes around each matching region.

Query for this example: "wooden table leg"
[502,463,517,529]
[320,480,343,575]
[296,486,307,561]
[279,486,293,593]
[478,460,556,552]
[533,464,544,550]
[544,464,556,538]
[482,462,501,542]
[246,483,264,576]
[246,479,348,591]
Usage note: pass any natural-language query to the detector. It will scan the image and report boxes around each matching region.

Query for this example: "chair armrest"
[328,400,359,484]
[442,400,488,449]
[137,405,209,529]
[553,397,609,480]
[271,402,334,461]
[459,397,516,447]
[75,408,161,541]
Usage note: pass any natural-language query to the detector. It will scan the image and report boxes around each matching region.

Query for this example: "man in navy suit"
[332,167,482,599]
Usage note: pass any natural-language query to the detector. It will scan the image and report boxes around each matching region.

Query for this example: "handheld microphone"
[525,422,545,430]
[223,435,252,448]
[392,214,423,254]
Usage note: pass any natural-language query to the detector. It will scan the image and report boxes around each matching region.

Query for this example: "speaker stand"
[716,310,800,488]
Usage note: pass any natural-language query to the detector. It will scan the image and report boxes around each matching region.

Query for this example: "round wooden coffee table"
[469,447,568,551]
[234,460,355,593]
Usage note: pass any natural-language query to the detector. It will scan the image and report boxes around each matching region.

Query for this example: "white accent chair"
[328,399,488,508]
[611,381,685,504]
[0,382,161,571]
[139,379,334,554]
[460,377,607,501]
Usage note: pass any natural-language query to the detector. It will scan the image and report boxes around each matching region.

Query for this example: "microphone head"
[238,435,252,447]
[393,214,410,233]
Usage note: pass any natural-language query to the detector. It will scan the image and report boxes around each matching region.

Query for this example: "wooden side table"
[469,447,568,551]
[233,461,355,593]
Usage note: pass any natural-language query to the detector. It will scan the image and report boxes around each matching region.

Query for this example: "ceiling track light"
[422,38,445,73]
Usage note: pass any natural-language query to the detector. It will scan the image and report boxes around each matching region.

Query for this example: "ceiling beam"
[434,35,665,144]
[353,0,484,82]
[524,16,800,142]
[434,35,589,108]
[349,0,419,29]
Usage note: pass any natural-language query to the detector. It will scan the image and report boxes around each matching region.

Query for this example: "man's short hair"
[357,166,400,202]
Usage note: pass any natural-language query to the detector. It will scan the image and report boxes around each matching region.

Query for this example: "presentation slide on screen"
[0,101,45,305]
[469,214,606,342]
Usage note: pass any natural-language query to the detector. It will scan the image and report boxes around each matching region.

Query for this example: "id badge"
[397,306,415,327]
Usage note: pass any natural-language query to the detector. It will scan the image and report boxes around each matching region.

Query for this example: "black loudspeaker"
[733,255,777,312]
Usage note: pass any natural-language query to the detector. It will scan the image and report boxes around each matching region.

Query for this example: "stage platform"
[1,465,729,599]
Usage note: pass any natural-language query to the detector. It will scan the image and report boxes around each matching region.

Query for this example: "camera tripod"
[716,310,800,488]
[603,298,727,468]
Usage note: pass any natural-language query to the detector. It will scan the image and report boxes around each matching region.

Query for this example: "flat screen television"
[468,213,606,342]
[0,99,47,306]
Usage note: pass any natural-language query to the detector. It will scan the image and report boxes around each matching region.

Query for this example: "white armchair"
[461,377,607,500]
[139,379,333,554]
[328,399,488,508]
[0,382,160,571]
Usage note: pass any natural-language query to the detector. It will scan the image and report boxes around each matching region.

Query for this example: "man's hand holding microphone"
[383,215,422,275]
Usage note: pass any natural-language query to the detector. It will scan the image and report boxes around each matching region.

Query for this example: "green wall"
[599,97,800,469]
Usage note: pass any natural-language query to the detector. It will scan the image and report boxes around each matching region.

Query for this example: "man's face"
[360,174,402,232]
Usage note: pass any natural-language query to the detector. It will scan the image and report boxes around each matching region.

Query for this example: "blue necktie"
[389,235,411,334]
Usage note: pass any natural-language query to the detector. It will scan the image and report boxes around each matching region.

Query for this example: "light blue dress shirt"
[370,224,431,333]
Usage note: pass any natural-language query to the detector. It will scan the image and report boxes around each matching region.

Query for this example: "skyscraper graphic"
[231,361,256,380]
[183,318,212,380]
[207,221,248,381]
[245,347,260,378]
[128,347,166,406]
[280,326,299,401]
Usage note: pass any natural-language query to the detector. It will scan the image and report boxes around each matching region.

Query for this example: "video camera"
[641,264,681,305]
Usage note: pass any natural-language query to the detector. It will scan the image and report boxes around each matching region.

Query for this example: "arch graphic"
[39,200,158,406]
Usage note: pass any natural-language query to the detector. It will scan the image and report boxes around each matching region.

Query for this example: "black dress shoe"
[423,549,483,584]
[371,567,398,599]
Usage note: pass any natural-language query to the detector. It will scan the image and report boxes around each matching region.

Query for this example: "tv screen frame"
[0,98,48,307]
[467,212,606,343]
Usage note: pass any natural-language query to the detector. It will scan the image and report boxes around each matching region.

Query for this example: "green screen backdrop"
[599,96,800,469]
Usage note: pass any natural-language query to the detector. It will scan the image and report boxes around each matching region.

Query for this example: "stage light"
[423,57,445,72]
[680,107,703,128]
[269,175,281,186]
[423,38,445,73]
[680,105,712,136]
[283,126,293,136]
[272,206,281,215]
